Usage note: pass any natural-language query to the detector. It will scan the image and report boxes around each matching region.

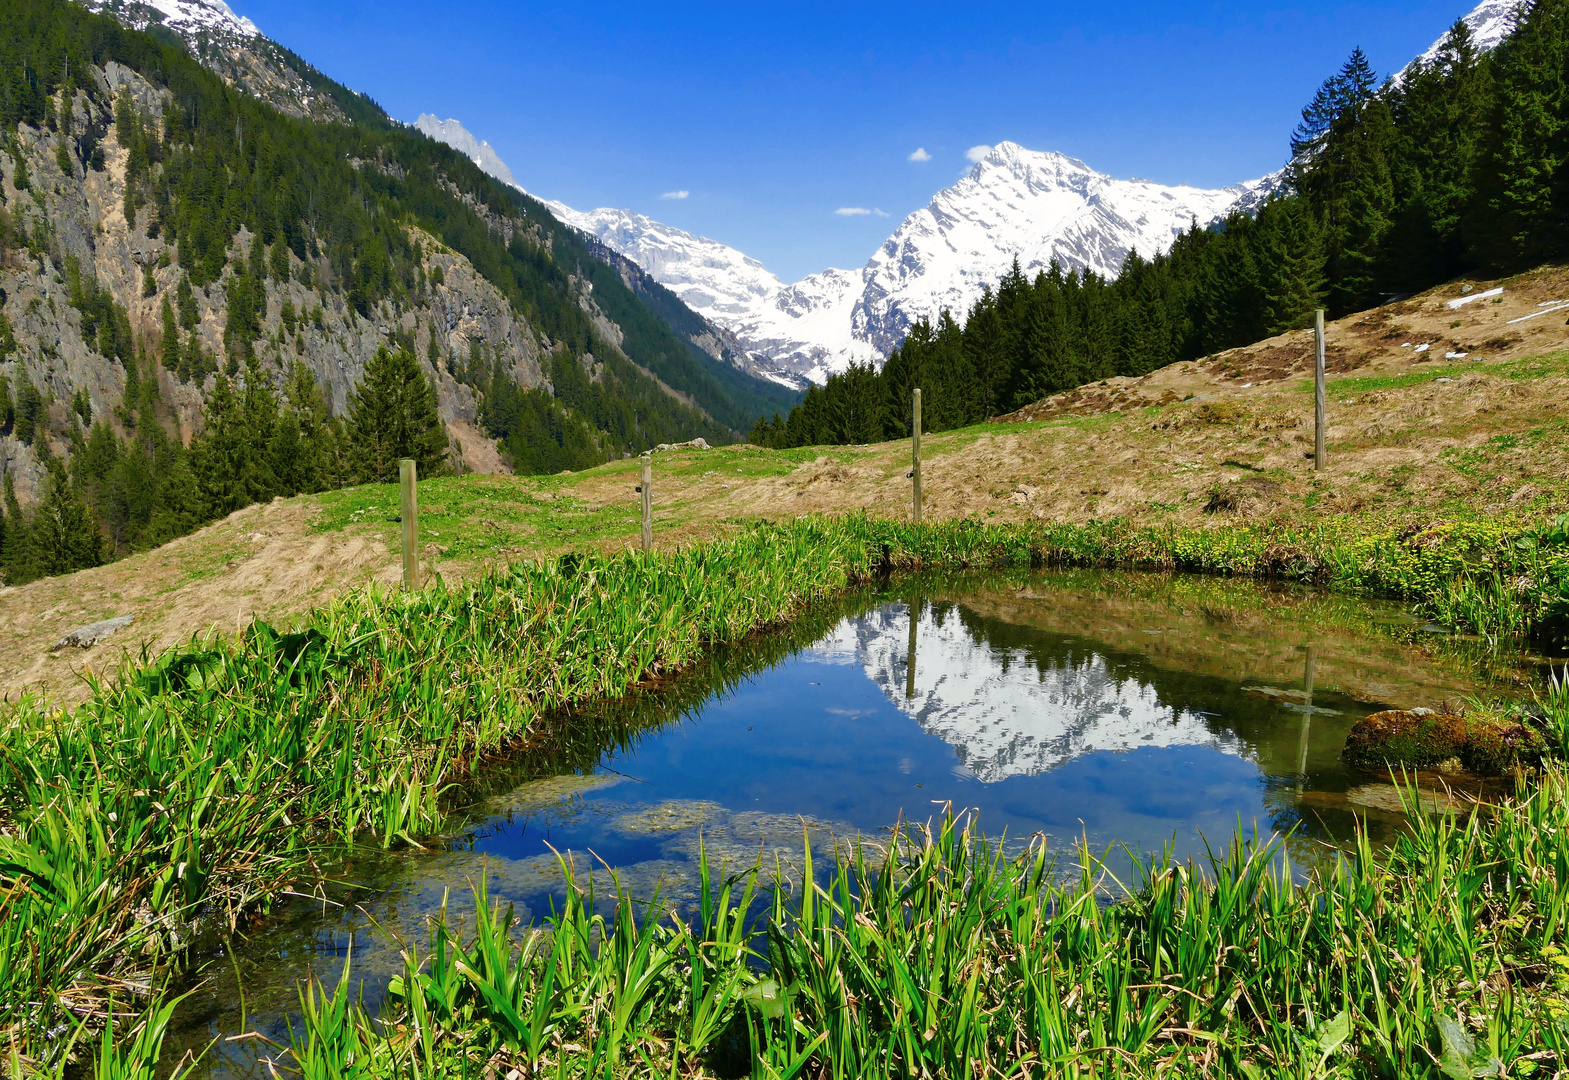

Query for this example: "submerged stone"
[1344,783,1470,816]
[1342,708,1548,776]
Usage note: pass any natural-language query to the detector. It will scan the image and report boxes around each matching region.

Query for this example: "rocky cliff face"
[0,62,559,499]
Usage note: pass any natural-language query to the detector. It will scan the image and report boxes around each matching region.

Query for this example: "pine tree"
[25,463,103,580]
[176,273,198,330]
[1329,98,1399,311]
[1385,20,1490,285]
[1291,47,1380,163]
[269,362,338,495]
[1,474,26,585]
[346,346,448,483]
[1256,198,1328,333]
[189,368,278,517]
[160,295,180,370]
[13,379,43,445]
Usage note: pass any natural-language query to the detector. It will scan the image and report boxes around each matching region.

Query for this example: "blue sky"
[238,0,1476,282]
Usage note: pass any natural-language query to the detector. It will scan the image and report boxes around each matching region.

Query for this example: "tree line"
[0,345,446,585]
[753,7,1555,448]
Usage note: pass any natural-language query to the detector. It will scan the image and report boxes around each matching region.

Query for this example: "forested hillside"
[754,7,1556,448]
[0,0,794,585]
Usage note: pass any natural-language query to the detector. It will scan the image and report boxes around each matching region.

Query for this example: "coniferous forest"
[752,8,1560,448]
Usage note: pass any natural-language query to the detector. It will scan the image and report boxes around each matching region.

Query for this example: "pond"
[168,569,1538,1077]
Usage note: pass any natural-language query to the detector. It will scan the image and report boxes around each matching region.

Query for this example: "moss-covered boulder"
[1342,708,1549,775]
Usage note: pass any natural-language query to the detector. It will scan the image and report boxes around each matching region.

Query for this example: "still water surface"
[173,570,1530,1075]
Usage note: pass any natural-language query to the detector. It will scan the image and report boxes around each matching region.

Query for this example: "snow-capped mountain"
[551,146,1274,383]
[540,205,856,386]
[87,0,259,38]
[810,604,1245,783]
[847,144,1278,356]
[415,116,520,190]
[1400,0,1516,78]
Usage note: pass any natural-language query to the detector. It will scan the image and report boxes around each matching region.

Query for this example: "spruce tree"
[25,463,103,580]
[346,346,448,483]
[160,295,180,370]
[1,475,26,585]
[176,273,198,330]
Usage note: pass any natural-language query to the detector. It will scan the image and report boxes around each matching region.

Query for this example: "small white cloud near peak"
[835,207,890,217]
[965,145,993,163]
[660,189,690,200]
[908,147,932,162]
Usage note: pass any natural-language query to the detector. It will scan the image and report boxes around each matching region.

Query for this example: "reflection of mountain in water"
[811,603,1247,783]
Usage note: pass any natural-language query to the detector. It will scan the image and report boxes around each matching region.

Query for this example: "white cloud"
[965,144,992,163]
[835,207,891,217]
[660,189,689,200]
[907,147,932,162]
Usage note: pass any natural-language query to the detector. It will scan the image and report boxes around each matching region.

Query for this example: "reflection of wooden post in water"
[1296,646,1316,790]
[906,599,919,700]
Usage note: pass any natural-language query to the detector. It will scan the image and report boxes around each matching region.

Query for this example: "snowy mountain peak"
[86,0,260,40]
[413,115,520,190]
[1401,0,1517,78]
[847,142,1256,356]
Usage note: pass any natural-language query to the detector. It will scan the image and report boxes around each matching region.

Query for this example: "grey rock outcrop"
[54,615,134,650]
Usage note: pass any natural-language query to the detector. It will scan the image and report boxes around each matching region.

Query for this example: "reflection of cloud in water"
[812,604,1247,782]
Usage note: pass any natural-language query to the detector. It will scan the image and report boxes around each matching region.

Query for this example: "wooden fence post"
[1314,309,1326,472]
[640,454,653,553]
[911,388,923,524]
[399,458,418,590]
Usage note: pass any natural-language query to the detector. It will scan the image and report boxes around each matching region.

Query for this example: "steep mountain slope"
[413,117,806,403]
[62,3,794,441]
[0,0,764,534]
[414,114,519,188]
[81,0,383,124]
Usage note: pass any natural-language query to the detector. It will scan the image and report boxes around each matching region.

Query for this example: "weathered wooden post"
[1314,309,1326,472]
[911,388,924,524]
[906,598,919,700]
[399,458,418,590]
[1296,646,1316,788]
[640,454,653,553]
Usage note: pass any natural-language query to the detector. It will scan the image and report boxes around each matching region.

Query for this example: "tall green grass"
[267,762,1569,1079]
[1,511,1565,1071]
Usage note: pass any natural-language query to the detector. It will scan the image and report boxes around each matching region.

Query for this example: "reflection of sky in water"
[176,584,1497,1080]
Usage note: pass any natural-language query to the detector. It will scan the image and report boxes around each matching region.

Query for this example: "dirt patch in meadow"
[0,499,398,707]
